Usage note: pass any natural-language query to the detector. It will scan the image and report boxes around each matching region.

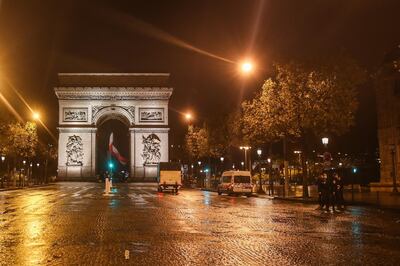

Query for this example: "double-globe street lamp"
[256,149,265,194]
[239,146,251,171]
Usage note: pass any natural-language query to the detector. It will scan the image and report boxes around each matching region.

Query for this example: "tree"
[184,125,209,160]
[8,121,38,160]
[242,59,365,197]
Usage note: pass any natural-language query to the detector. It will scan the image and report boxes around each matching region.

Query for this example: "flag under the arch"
[109,132,128,165]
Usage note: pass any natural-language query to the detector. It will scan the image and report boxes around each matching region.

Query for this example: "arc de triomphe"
[55,73,172,181]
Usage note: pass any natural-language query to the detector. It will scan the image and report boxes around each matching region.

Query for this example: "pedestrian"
[334,173,345,210]
[330,174,337,212]
[320,173,330,212]
[316,173,324,210]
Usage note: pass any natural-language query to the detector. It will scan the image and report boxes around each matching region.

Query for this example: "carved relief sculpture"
[66,135,84,166]
[139,108,164,122]
[63,108,88,122]
[141,133,161,164]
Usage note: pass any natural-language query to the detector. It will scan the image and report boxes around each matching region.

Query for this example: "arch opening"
[96,118,130,181]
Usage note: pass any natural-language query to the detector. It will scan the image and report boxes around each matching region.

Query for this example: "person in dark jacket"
[330,175,337,212]
[316,174,324,210]
[334,173,345,210]
[320,174,330,212]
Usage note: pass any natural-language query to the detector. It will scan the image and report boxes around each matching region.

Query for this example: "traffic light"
[352,167,358,174]
[108,162,114,170]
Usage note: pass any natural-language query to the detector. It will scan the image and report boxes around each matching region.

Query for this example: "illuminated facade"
[375,45,400,190]
[55,73,172,181]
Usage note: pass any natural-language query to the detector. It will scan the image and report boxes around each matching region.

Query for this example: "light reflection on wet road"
[1,182,400,265]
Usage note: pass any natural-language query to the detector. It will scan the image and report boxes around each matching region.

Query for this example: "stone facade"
[376,45,400,189]
[55,73,173,181]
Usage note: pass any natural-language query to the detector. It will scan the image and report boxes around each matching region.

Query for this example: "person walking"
[316,174,324,210]
[330,174,337,212]
[334,173,345,210]
[320,174,330,213]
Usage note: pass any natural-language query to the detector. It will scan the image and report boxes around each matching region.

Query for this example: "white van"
[217,171,253,196]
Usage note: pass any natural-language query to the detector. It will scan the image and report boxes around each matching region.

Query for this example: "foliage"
[37,143,58,161]
[242,58,365,145]
[241,58,365,196]
[184,125,209,160]
[8,121,38,159]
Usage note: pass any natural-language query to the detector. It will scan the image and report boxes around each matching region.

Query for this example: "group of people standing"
[317,172,345,212]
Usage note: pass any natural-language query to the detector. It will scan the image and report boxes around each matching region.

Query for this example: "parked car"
[217,171,253,196]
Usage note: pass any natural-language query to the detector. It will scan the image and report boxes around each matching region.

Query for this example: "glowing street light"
[240,61,254,74]
[32,112,40,121]
[220,157,224,162]
[185,112,192,121]
[240,146,251,170]
[322,137,329,146]
[1,156,5,162]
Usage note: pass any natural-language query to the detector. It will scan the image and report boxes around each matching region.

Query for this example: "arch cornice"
[54,87,173,100]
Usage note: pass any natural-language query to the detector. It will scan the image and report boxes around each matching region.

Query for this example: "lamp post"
[241,161,244,169]
[220,157,224,175]
[240,146,251,170]
[267,158,273,195]
[390,145,399,193]
[0,156,4,188]
[256,149,265,194]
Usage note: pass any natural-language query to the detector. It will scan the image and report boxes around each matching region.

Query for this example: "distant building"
[375,45,400,190]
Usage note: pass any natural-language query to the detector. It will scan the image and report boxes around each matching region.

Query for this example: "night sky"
[0,0,399,155]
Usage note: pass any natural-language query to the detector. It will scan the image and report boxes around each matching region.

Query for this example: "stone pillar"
[129,128,136,179]
[57,127,97,180]
[131,128,169,181]
[91,130,97,177]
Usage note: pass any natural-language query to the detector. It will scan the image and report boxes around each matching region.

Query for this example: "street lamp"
[197,161,201,166]
[241,161,244,169]
[240,60,254,74]
[240,146,251,170]
[390,145,399,193]
[185,112,192,122]
[32,112,40,121]
[322,137,329,147]
[1,156,5,162]
[220,157,224,162]
[256,149,264,194]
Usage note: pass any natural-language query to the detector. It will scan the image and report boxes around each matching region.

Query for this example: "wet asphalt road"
[1,182,400,266]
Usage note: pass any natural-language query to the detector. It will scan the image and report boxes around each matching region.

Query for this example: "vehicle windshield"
[234,176,250,183]
[222,176,231,183]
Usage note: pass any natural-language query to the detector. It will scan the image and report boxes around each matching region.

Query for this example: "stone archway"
[55,73,172,181]
[96,117,130,179]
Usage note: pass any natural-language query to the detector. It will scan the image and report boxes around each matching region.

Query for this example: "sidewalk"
[0,183,55,192]
[201,185,400,210]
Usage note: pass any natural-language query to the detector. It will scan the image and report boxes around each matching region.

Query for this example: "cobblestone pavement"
[1,182,400,266]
